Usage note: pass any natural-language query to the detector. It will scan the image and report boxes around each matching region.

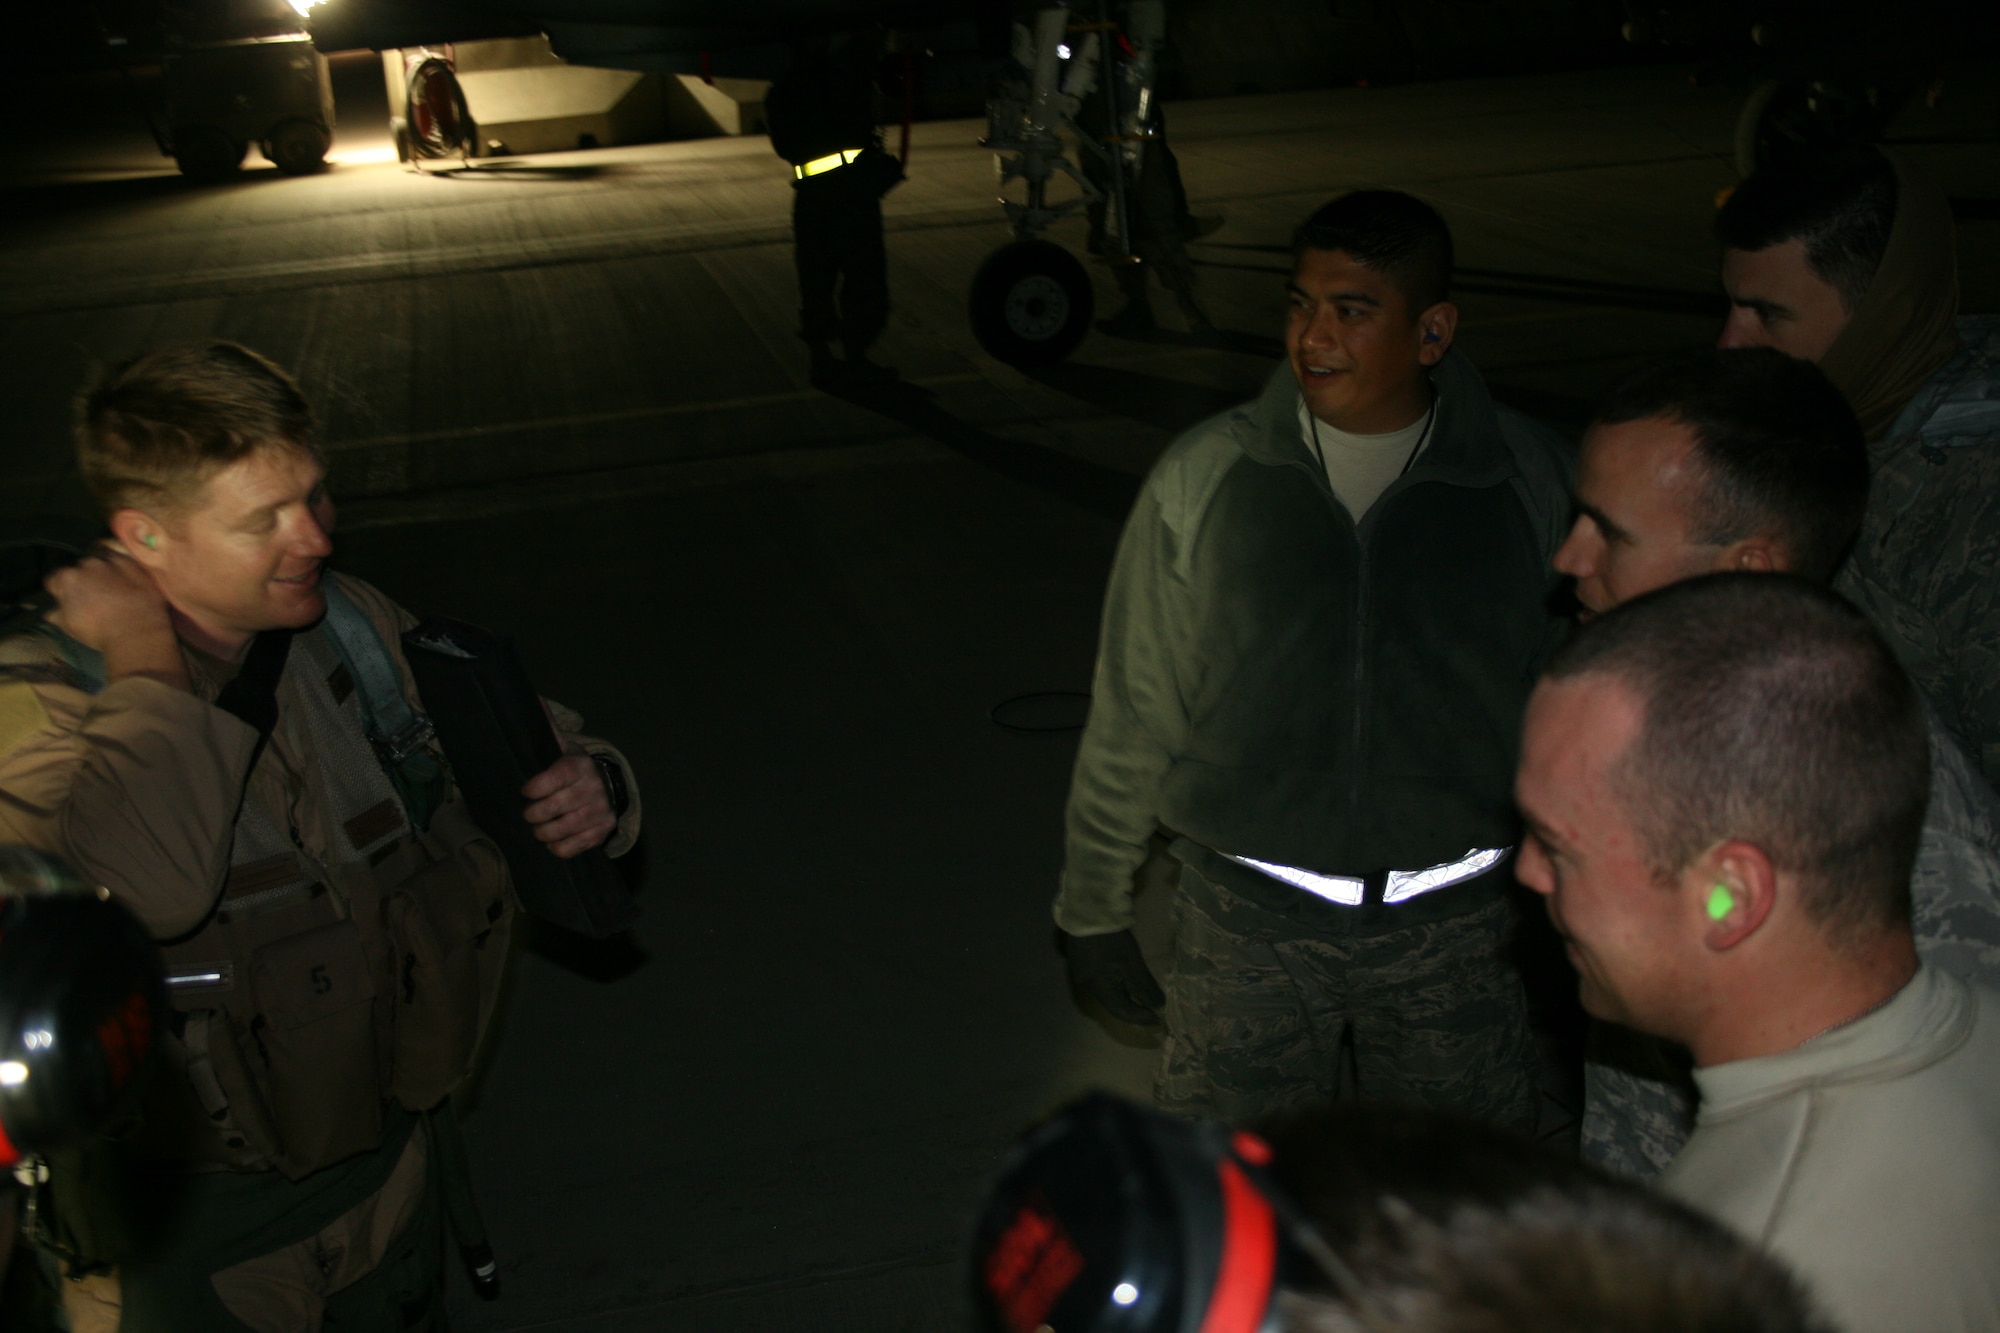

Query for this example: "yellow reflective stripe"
[793,148,865,179]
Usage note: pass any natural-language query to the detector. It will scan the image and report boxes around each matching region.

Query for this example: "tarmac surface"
[2,50,1996,1331]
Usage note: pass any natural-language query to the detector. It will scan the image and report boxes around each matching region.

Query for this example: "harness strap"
[29,622,107,695]
[321,579,447,830]
[321,580,430,760]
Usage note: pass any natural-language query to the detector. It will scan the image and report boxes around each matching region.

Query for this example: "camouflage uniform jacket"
[1838,313,2000,785]
[1583,702,2000,1178]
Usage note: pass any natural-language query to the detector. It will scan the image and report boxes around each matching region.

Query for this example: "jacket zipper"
[1291,453,1372,840]
[1348,528,1370,835]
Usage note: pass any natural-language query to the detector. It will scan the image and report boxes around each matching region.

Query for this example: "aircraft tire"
[970,240,1094,367]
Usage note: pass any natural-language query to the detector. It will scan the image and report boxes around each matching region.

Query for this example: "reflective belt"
[1224,855,1365,906]
[1223,846,1512,906]
[1383,846,1510,903]
[794,148,864,179]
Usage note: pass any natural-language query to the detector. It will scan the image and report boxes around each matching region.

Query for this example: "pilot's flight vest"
[137,606,515,1181]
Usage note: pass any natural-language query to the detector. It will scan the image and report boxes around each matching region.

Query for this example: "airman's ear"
[108,509,169,571]
[1416,302,1459,366]
[1714,538,1784,574]
[1689,841,1778,952]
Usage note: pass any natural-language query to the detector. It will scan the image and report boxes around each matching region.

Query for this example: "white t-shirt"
[1298,396,1435,522]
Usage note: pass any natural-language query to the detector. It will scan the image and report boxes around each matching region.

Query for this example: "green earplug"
[1706,884,1735,921]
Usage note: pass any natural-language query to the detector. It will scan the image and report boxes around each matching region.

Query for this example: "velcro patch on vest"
[343,798,404,851]
[326,662,355,705]
[227,855,302,898]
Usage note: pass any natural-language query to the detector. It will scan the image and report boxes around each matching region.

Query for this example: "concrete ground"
[2,50,1996,1331]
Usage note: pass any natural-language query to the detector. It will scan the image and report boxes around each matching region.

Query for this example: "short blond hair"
[76,342,319,518]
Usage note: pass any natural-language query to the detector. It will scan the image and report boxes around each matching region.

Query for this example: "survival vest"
[34,579,516,1180]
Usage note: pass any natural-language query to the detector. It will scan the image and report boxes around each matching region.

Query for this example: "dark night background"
[1,1,1995,1327]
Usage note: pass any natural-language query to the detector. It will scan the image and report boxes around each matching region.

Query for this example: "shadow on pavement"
[1085,324,1285,360]
[0,167,277,222]
[828,380,1141,520]
[1027,361,1251,433]
[430,161,624,183]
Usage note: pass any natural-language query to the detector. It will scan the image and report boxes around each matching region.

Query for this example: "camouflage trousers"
[1156,862,1537,1130]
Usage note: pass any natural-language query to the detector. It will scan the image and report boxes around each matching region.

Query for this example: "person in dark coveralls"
[1716,146,2000,786]
[1055,191,1574,1127]
[1078,100,1216,337]
[0,343,641,1331]
[764,34,902,388]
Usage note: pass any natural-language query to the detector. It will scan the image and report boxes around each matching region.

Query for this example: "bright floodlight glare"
[288,0,327,15]
[1057,43,1072,59]
[0,1061,28,1086]
[1112,1283,1140,1306]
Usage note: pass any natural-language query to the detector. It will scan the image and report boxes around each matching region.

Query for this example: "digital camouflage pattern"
[1837,314,2000,785]
[1157,861,1537,1130]
[1583,706,2000,1179]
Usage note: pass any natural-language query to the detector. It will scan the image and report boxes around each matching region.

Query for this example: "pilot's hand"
[1062,928,1165,1028]
[44,546,189,691]
[521,750,616,859]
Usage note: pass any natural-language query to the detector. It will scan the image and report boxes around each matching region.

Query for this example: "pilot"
[764,31,903,388]
[1055,191,1574,1128]
[0,342,641,1332]
[1715,145,2000,786]
[1549,346,2000,1180]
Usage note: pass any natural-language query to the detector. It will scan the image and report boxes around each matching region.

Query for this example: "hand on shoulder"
[44,546,189,690]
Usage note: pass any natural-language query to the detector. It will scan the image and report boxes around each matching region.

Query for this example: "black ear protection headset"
[970,1093,1354,1333]
[0,847,166,1170]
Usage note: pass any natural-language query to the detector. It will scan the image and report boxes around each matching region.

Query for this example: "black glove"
[1062,928,1165,1027]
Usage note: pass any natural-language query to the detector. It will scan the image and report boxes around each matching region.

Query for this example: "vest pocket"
[384,838,513,1111]
[248,920,382,1175]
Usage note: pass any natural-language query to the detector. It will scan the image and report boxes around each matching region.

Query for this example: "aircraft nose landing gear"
[974,2,1167,368]
[970,240,1095,367]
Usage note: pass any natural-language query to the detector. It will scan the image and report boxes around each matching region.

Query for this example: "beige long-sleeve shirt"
[1662,965,2000,1333]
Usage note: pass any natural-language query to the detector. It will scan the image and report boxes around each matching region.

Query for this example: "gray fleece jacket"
[1056,352,1574,935]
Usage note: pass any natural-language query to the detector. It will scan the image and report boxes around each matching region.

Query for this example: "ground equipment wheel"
[969,240,1095,367]
[267,118,331,175]
[406,58,476,163]
[173,125,246,181]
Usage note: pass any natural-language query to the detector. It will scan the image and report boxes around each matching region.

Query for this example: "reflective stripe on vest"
[1383,846,1510,903]
[1222,846,1512,906]
[1221,854,1365,906]
[794,148,864,178]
